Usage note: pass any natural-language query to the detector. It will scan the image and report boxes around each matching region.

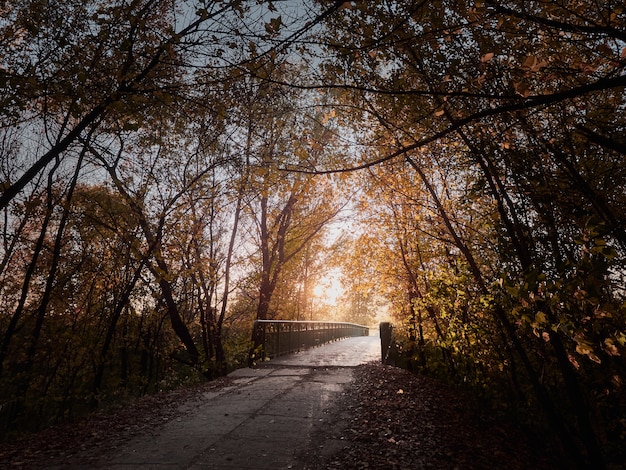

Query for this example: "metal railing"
[253,320,370,359]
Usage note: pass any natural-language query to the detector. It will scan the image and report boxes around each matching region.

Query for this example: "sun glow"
[313,269,344,306]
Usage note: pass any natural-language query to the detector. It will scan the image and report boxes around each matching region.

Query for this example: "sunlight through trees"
[1,1,625,466]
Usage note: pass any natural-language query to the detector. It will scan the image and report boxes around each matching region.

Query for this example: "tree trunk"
[91,259,146,410]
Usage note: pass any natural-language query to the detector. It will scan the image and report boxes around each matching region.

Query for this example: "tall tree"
[310,1,626,466]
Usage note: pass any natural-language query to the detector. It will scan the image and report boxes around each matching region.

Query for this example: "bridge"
[83,323,383,469]
[252,319,375,361]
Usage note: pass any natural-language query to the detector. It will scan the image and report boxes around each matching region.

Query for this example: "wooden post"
[379,322,393,363]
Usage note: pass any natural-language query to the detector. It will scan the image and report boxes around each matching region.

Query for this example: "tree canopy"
[1,1,625,467]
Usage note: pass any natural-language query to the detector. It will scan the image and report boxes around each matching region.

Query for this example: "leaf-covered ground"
[1,363,566,469]
[303,363,567,470]
[0,377,235,468]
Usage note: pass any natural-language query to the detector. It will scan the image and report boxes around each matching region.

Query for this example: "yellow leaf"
[604,338,620,356]
[576,342,593,356]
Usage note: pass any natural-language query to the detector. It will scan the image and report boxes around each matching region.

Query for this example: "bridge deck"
[258,335,380,367]
[79,336,381,469]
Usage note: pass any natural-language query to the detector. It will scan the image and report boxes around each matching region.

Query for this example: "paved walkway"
[84,336,380,469]
[260,335,381,367]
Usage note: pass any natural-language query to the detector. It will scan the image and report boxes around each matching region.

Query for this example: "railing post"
[380,322,393,364]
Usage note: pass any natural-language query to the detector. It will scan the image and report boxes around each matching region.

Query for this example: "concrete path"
[84,336,380,469]
[262,335,381,367]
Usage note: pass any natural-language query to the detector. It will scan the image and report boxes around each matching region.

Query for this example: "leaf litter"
[301,363,564,470]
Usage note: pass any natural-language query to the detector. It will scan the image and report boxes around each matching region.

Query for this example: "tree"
[228,66,348,360]
[310,1,626,466]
